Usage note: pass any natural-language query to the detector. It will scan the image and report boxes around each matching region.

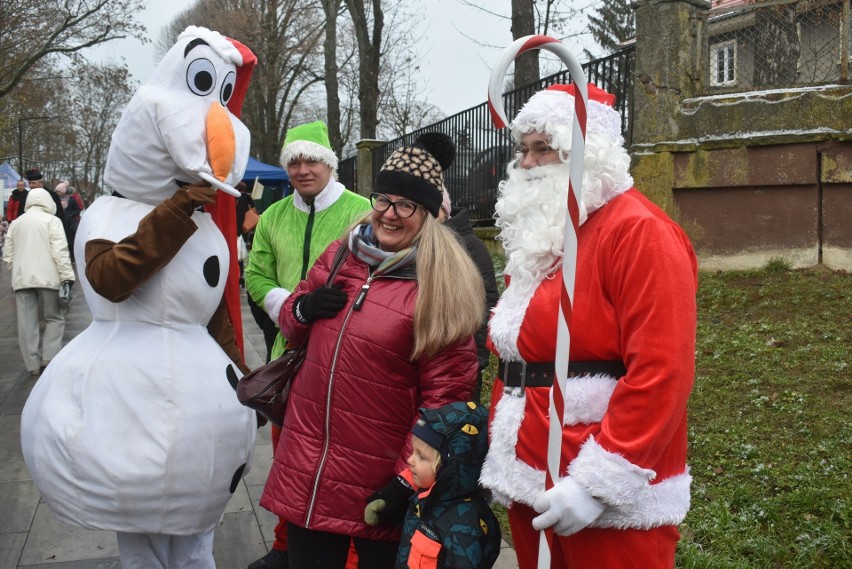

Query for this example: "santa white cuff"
[568,437,656,506]
[263,287,290,326]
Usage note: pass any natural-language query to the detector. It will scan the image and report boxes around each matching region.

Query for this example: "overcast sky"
[86,0,526,115]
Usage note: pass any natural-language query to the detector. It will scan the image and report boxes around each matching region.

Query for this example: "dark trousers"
[286,523,397,569]
[246,292,278,363]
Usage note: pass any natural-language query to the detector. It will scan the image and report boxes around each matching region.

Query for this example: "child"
[366,401,502,569]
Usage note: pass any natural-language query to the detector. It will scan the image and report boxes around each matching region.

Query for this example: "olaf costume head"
[104,26,254,203]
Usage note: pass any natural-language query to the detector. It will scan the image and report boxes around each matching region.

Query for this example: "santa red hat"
[510,82,623,151]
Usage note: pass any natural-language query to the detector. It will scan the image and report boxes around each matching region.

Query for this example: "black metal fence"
[337,46,635,227]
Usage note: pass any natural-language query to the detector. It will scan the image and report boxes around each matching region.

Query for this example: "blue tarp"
[0,161,21,188]
[242,157,290,212]
[243,156,288,182]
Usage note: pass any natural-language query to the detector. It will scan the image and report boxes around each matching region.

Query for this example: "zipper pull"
[353,279,372,310]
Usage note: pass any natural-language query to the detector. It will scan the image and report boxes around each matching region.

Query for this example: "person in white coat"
[3,187,75,376]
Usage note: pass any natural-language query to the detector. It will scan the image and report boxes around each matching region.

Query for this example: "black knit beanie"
[373,132,456,217]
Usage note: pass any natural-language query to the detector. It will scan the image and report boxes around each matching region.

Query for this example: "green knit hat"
[279,120,339,172]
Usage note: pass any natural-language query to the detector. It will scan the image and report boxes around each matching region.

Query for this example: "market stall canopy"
[0,161,21,188]
[242,156,288,182]
[242,156,290,212]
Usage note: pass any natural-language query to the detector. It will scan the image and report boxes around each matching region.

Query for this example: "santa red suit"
[481,84,698,568]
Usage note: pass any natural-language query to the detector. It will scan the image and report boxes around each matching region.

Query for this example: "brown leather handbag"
[242,207,259,233]
[236,245,349,426]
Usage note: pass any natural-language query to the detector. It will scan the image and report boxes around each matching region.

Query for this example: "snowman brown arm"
[85,186,214,302]
[207,297,250,374]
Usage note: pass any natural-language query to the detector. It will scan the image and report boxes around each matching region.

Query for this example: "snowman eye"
[186,58,217,96]
[220,70,236,106]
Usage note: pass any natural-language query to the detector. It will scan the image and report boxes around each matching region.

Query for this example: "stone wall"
[630,0,852,270]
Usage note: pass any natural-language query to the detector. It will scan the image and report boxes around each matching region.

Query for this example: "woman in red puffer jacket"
[259,133,486,569]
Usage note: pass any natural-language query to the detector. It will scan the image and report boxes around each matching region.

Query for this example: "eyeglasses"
[370,193,419,218]
[514,140,557,160]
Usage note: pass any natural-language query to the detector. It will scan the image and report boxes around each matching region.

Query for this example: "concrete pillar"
[631,0,711,149]
[355,139,386,198]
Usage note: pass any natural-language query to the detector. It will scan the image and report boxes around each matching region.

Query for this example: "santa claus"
[480,83,699,568]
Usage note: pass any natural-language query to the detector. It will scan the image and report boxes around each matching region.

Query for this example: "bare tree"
[321,0,345,155]
[158,0,327,163]
[0,0,146,98]
[344,0,383,139]
[67,63,135,203]
[457,0,593,91]
[0,59,60,173]
[512,0,539,86]
[373,4,444,139]
[379,57,444,139]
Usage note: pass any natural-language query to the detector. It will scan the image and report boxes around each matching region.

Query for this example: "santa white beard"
[490,137,633,360]
[495,162,586,291]
[495,136,633,291]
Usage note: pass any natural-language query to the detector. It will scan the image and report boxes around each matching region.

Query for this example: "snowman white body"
[21,197,256,534]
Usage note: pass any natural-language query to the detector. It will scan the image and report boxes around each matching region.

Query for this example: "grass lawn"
[482,260,851,567]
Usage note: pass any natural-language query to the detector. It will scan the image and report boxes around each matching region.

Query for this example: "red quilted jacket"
[259,239,478,540]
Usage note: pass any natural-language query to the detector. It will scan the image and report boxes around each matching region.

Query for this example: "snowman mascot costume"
[21,27,258,568]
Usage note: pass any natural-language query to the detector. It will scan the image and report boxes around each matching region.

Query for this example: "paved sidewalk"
[0,261,518,568]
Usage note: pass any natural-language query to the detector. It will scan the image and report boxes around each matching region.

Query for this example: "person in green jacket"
[244,120,370,569]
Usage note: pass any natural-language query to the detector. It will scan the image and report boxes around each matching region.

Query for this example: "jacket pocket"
[407,526,441,569]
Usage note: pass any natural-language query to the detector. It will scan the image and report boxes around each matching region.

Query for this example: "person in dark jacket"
[258,132,486,569]
[438,187,499,403]
[366,401,502,569]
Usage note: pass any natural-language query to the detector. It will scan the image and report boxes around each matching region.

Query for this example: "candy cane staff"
[21,26,258,569]
[480,34,700,569]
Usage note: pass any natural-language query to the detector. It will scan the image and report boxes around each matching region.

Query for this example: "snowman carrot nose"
[206,102,236,182]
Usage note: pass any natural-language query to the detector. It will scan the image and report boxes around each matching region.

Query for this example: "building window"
[711,40,737,86]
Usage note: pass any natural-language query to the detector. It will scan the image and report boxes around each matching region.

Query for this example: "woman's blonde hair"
[350,211,486,360]
[412,214,485,359]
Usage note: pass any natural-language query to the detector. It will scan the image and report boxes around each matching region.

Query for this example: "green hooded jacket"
[244,184,369,359]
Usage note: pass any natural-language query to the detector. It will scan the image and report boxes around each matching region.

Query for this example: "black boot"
[247,549,289,569]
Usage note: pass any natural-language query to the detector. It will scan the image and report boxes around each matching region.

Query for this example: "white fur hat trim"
[280,140,339,172]
[511,90,623,150]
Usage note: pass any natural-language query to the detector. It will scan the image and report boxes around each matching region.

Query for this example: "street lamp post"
[18,116,54,178]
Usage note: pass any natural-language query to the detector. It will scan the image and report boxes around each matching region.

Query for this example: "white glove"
[263,287,290,326]
[532,477,604,536]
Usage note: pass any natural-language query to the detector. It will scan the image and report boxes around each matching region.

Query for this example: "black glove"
[293,287,347,324]
[363,475,414,527]
[168,184,216,216]
[62,280,74,289]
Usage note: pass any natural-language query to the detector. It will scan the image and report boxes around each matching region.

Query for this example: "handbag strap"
[292,243,349,346]
[325,242,349,286]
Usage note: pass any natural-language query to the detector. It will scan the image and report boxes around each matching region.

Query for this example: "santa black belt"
[499,359,627,390]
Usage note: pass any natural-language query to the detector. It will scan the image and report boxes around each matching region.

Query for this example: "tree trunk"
[511,0,539,88]
[345,0,383,139]
[322,0,343,156]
